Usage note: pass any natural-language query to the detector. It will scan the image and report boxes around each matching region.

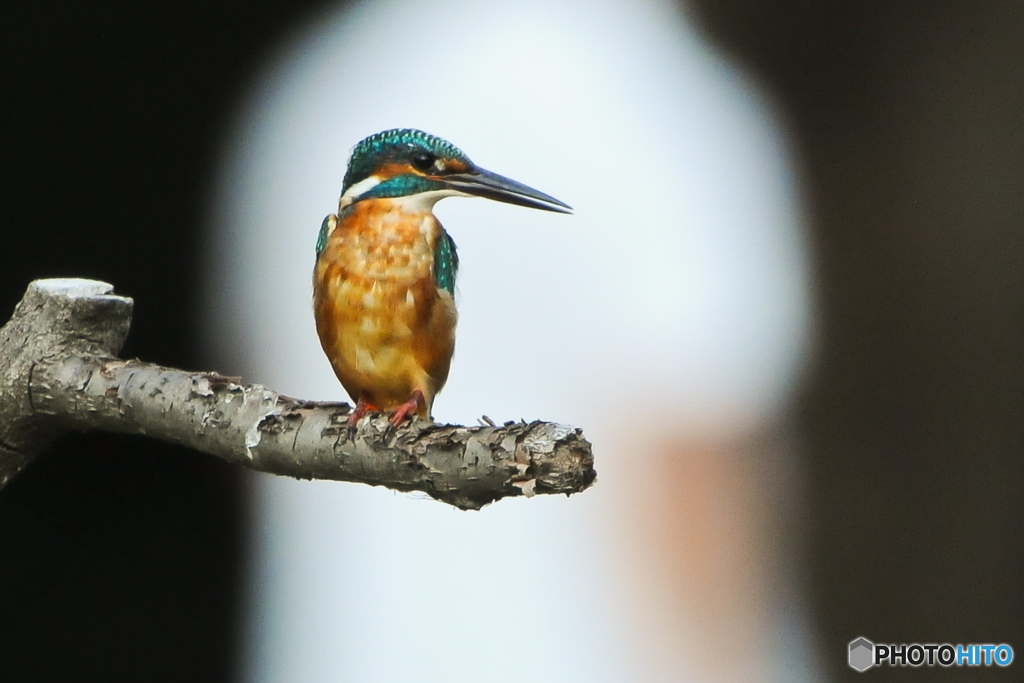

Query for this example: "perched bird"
[313,129,572,427]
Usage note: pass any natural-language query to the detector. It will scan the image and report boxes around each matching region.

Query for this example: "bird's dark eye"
[411,151,436,172]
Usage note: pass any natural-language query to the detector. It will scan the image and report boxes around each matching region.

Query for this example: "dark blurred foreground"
[689,1,1024,679]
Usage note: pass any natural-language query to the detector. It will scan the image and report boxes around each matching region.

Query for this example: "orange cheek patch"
[376,162,417,178]
[441,159,469,173]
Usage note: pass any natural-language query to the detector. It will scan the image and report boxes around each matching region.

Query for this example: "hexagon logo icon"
[849,637,874,672]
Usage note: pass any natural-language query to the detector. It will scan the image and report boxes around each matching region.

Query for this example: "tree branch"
[0,279,595,510]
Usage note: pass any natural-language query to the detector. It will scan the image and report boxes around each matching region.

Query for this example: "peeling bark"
[0,279,596,510]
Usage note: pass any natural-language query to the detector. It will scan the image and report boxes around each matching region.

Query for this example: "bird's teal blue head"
[338,128,573,214]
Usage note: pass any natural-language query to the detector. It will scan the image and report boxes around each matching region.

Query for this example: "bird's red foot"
[387,389,426,430]
[347,398,375,429]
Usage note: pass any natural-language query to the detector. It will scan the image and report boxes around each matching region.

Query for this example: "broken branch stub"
[0,279,132,486]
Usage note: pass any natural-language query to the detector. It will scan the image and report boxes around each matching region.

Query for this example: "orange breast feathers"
[312,198,457,418]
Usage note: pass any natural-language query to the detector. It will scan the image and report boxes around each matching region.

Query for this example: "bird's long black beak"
[442,167,573,214]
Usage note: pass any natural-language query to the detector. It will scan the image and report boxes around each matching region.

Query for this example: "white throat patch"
[338,175,381,209]
[388,188,469,212]
[339,176,468,213]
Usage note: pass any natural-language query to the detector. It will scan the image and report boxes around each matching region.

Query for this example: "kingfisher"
[313,128,571,428]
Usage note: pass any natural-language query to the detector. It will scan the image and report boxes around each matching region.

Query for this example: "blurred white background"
[202,0,817,680]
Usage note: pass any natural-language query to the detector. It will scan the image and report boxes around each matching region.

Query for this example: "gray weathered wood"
[0,279,596,509]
